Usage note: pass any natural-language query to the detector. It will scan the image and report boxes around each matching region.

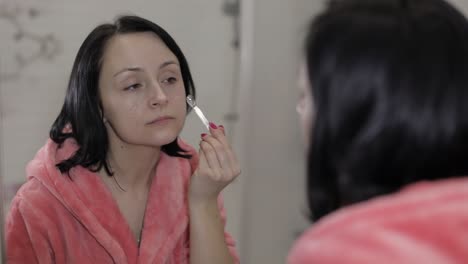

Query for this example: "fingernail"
[209,122,218,129]
[201,133,207,138]
[219,125,226,135]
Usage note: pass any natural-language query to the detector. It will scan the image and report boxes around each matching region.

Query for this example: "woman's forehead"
[101,32,178,72]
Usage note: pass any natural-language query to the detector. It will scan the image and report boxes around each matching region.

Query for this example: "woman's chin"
[150,133,179,147]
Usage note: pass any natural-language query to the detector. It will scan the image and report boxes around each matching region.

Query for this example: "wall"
[451,0,468,13]
[237,0,324,263]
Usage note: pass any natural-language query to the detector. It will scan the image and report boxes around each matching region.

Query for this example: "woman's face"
[98,32,187,148]
[296,62,314,148]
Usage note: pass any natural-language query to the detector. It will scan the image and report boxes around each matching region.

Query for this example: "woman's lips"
[147,116,174,125]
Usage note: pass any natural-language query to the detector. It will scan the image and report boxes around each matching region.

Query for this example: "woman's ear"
[98,101,107,124]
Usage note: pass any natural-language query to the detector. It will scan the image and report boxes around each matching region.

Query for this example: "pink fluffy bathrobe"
[288,178,468,264]
[6,138,239,263]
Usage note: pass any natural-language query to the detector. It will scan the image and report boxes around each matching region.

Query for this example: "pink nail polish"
[209,122,218,129]
[201,133,207,138]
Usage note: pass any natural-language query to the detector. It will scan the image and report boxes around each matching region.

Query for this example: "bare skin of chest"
[101,176,150,244]
[114,192,148,242]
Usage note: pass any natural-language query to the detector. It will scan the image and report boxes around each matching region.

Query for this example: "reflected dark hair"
[50,15,195,175]
[305,0,468,220]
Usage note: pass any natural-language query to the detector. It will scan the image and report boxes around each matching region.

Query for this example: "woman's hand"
[189,122,241,204]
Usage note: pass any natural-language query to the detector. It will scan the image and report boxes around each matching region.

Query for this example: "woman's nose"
[149,82,168,107]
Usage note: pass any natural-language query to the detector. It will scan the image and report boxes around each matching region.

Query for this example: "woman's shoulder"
[288,178,468,264]
[8,178,58,220]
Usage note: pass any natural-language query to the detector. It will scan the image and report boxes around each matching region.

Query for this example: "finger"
[218,125,226,135]
[206,124,239,177]
[202,135,239,182]
[199,140,223,180]
[201,134,230,169]
[208,122,229,145]
[226,146,241,176]
[197,143,210,171]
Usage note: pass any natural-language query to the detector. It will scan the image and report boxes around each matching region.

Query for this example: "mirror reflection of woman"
[6,16,240,264]
[290,0,468,263]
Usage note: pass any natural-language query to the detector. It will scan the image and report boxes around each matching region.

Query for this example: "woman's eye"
[162,77,177,84]
[124,83,141,91]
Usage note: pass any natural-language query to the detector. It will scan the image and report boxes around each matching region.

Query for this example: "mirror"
[10,0,461,263]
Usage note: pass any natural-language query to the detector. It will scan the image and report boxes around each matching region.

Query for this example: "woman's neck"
[103,134,161,192]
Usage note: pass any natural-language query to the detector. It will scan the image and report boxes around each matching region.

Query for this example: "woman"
[6,15,240,264]
[290,0,468,263]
